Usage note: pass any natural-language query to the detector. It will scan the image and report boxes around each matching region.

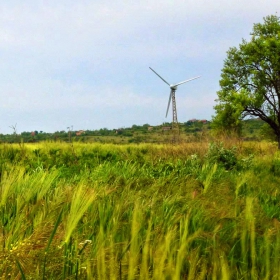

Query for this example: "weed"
[206,142,238,169]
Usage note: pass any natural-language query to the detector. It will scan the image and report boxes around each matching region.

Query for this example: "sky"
[0,0,279,134]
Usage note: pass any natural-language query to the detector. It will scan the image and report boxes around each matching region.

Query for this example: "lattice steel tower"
[149,67,200,143]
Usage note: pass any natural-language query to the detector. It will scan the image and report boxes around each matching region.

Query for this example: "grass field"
[1,140,280,279]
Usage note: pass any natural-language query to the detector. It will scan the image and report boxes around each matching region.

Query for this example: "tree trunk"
[278,134,280,150]
[272,129,280,149]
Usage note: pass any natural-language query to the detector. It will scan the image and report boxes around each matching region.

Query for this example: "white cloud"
[1,1,276,56]
[0,79,158,111]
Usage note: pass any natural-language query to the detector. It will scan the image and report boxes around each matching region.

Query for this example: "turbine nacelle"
[170,85,177,90]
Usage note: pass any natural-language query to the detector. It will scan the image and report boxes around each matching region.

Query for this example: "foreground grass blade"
[43,208,63,279]
[15,259,26,280]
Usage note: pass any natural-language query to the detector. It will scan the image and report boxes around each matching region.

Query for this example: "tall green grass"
[0,141,280,279]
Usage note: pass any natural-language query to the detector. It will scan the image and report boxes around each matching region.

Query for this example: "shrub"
[206,142,237,170]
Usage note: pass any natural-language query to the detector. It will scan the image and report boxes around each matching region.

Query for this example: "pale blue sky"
[0,0,279,133]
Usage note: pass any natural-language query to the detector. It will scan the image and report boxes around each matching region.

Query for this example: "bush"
[206,142,237,170]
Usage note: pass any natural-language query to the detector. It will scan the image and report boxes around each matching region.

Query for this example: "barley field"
[1,141,280,279]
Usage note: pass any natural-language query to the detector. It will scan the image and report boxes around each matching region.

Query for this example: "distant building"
[187,119,208,124]
[189,119,197,123]
[115,128,124,134]
[148,126,153,131]
[162,126,172,131]
[76,130,85,136]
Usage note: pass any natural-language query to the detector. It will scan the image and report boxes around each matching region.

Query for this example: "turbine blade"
[149,67,170,86]
[174,76,201,87]
[166,89,172,118]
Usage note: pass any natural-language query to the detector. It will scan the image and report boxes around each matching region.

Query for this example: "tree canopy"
[212,15,280,146]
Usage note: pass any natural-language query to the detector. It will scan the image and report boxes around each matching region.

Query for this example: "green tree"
[212,15,280,147]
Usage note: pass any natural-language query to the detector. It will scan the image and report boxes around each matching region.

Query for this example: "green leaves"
[213,15,280,143]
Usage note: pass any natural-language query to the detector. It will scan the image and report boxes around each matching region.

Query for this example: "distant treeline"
[0,118,267,143]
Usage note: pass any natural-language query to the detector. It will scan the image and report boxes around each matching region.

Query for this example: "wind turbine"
[149,67,200,142]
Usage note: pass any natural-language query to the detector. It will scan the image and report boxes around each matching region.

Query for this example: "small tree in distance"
[212,15,280,147]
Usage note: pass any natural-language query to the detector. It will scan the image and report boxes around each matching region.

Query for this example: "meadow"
[1,140,280,279]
